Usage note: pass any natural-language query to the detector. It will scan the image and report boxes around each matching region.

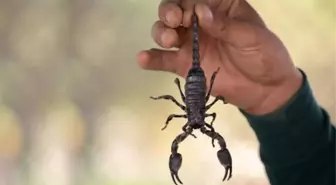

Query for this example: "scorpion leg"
[204,114,216,147]
[174,78,186,103]
[169,127,193,185]
[200,126,233,181]
[205,113,217,127]
[205,67,220,102]
[206,96,227,111]
[162,114,187,131]
[150,95,186,111]
[182,123,197,138]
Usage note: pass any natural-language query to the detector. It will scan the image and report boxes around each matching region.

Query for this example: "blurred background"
[0,0,334,185]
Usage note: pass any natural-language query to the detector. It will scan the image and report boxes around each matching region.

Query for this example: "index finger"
[158,0,183,28]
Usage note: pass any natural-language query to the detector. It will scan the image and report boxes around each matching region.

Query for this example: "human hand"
[137,0,302,115]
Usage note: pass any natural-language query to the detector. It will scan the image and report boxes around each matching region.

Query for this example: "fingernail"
[166,10,175,24]
[161,31,174,47]
[197,4,213,26]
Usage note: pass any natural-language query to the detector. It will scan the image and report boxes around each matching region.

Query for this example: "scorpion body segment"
[185,67,207,128]
[150,7,233,185]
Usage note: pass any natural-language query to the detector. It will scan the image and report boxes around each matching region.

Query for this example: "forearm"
[240,69,335,185]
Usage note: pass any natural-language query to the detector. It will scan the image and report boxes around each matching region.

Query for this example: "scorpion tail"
[192,6,200,68]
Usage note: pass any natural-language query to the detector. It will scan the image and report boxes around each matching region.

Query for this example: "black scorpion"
[150,9,233,185]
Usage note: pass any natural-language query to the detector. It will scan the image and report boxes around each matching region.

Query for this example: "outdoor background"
[0,0,334,185]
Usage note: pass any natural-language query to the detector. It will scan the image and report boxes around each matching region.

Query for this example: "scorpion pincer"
[150,7,233,185]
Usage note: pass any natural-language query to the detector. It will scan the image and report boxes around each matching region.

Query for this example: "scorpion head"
[187,67,205,77]
[186,67,206,85]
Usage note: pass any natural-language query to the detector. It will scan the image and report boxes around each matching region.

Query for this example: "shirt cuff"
[239,69,326,165]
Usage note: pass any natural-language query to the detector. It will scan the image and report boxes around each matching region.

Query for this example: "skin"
[137,0,303,115]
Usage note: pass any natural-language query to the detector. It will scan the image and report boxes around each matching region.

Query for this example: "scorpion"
[150,7,233,185]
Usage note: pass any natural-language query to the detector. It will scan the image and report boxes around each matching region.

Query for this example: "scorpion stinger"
[150,5,233,184]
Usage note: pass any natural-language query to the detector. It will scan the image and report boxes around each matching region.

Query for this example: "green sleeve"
[240,69,335,185]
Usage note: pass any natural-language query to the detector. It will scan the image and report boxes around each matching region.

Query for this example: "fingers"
[156,0,263,46]
[159,0,182,28]
[193,3,232,42]
[157,1,257,29]
[194,3,230,40]
[195,3,261,48]
[194,3,214,28]
[202,13,262,48]
[137,49,183,74]
[158,0,208,28]
[180,0,196,27]
[152,21,181,48]
[153,1,212,49]
[197,6,229,40]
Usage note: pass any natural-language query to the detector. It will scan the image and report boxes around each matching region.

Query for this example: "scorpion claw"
[171,172,183,185]
[222,165,232,182]
[217,148,233,181]
[169,153,183,185]
[170,172,178,185]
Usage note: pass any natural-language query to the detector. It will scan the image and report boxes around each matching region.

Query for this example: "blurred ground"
[0,0,334,185]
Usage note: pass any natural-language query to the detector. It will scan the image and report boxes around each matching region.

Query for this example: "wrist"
[244,68,303,115]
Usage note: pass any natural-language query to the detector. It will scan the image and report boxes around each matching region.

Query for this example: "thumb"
[195,3,262,49]
[137,49,187,76]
